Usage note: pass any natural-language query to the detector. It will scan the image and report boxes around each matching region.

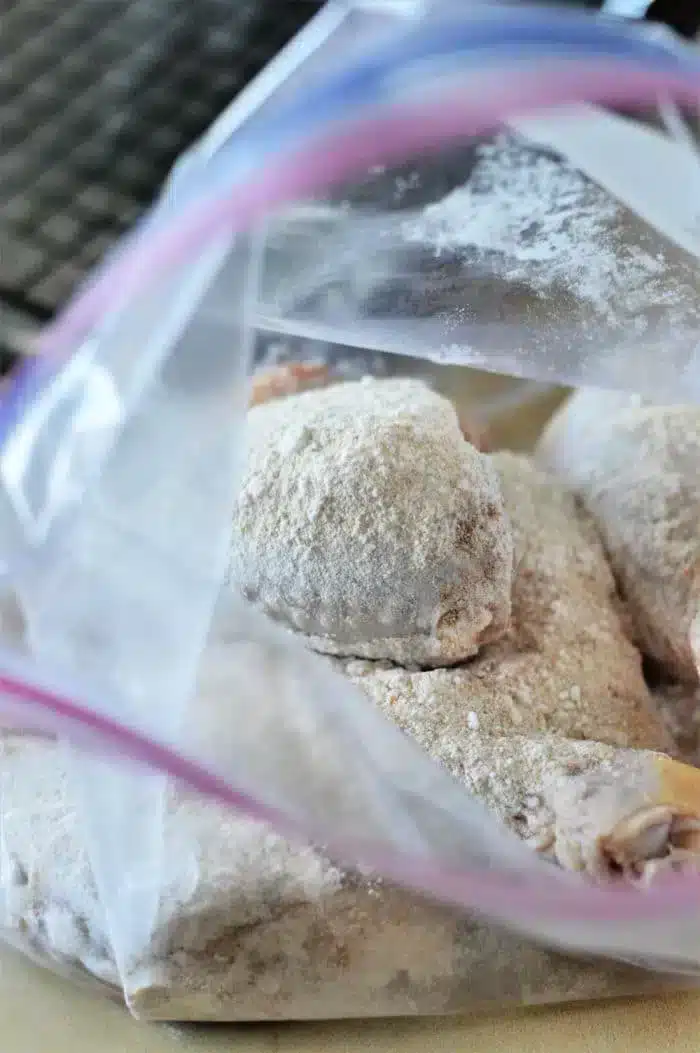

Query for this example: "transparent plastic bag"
[253,134,700,397]
[1,0,700,1020]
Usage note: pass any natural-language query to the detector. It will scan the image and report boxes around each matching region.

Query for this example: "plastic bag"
[2,0,700,1019]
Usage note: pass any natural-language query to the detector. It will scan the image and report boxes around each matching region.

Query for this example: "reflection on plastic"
[0,356,121,545]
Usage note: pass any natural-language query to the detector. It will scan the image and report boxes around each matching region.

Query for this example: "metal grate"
[0,0,323,343]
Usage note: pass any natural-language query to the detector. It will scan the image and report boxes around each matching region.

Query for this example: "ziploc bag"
[3,0,700,1020]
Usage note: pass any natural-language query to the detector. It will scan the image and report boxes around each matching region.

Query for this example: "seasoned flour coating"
[345,453,669,752]
[231,377,513,666]
[537,392,700,683]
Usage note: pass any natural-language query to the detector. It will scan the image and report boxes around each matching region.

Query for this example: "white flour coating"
[230,377,513,667]
[537,393,700,683]
[406,134,687,325]
[344,453,669,756]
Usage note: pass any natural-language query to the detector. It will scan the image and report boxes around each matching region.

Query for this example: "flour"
[404,133,694,326]
[231,377,513,666]
[537,392,700,684]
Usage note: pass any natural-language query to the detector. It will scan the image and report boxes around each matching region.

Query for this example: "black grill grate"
[0,0,322,331]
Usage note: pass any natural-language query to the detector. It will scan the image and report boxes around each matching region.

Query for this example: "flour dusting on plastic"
[408,132,694,326]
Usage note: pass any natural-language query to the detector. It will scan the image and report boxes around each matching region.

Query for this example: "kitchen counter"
[2,945,699,1053]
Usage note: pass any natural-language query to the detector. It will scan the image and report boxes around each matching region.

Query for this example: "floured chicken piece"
[249,362,490,447]
[455,735,700,883]
[231,377,513,666]
[537,391,700,683]
[345,453,668,751]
